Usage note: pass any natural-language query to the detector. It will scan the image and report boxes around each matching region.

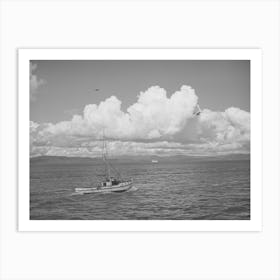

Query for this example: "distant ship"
[75,132,133,194]
[151,159,158,163]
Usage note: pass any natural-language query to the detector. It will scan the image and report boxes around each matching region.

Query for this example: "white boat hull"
[75,181,133,194]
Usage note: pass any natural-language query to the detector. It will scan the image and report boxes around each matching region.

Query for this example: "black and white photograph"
[2,1,278,279]
[29,56,251,221]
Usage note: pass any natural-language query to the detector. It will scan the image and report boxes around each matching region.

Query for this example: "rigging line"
[107,162,122,179]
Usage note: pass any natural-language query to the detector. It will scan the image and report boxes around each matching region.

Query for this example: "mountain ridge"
[30,153,250,164]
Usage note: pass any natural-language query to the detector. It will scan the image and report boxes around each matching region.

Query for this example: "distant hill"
[30,153,250,165]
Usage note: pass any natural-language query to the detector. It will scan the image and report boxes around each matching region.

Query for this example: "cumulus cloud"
[39,85,198,140]
[30,85,250,157]
[195,107,250,145]
[30,62,45,101]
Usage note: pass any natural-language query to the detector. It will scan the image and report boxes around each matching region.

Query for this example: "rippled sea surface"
[30,157,250,220]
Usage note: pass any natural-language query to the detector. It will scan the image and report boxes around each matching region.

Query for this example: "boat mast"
[102,127,122,181]
[102,128,111,180]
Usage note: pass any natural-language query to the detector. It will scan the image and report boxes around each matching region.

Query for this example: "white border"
[18,49,262,231]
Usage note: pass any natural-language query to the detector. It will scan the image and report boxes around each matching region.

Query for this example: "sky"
[30,60,250,157]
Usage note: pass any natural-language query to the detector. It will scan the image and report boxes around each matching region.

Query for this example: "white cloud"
[30,85,250,157]
[197,107,250,144]
[30,62,45,101]
[42,85,198,140]
[30,139,249,158]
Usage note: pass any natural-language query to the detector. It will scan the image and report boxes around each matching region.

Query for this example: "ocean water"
[30,157,250,220]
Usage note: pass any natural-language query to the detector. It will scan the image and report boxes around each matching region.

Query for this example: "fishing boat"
[75,132,133,194]
[151,159,158,163]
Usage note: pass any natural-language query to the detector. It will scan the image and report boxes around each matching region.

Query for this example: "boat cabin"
[102,178,120,187]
